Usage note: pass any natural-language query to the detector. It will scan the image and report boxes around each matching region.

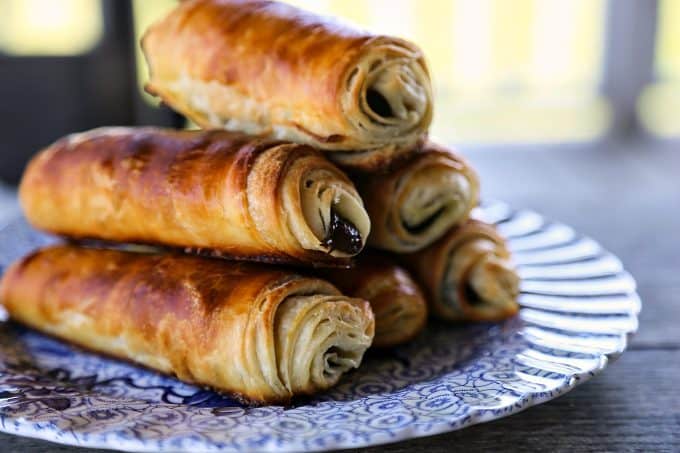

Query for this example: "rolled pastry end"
[342,39,433,152]
[293,168,371,258]
[363,147,479,253]
[275,294,374,395]
[396,165,474,250]
[247,144,371,261]
[441,237,520,321]
[468,254,521,312]
[316,256,428,348]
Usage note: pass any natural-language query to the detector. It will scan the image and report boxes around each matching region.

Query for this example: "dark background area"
[0,0,181,184]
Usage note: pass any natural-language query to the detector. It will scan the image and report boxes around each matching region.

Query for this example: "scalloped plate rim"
[0,201,640,452]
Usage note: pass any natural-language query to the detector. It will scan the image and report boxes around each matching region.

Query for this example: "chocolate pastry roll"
[320,254,427,348]
[19,127,370,265]
[402,220,519,322]
[354,142,479,253]
[0,246,374,404]
[142,0,433,169]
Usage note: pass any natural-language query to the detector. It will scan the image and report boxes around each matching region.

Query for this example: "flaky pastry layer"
[142,0,433,169]
[19,127,370,265]
[0,246,375,403]
[401,220,519,322]
[320,254,427,348]
[352,142,479,253]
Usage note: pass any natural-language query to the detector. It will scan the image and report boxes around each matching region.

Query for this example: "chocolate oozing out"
[366,89,394,118]
[321,210,363,255]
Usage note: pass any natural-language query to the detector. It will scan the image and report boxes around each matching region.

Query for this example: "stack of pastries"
[0,0,520,405]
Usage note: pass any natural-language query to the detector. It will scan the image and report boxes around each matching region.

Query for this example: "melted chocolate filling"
[366,89,393,118]
[322,210,363,255]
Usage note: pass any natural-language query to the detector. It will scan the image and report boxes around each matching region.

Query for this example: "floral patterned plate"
[0,201,640,452]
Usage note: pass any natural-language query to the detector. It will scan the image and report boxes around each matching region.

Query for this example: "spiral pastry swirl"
[353,142,479,253]
[320,254,427,348]
[402,220,520,322]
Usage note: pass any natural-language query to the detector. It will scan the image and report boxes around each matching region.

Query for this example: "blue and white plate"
[0,201,640,452]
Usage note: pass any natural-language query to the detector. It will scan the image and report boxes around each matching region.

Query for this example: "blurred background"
[0,0,677,185]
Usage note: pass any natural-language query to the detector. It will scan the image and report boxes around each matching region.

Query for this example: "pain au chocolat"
[142,0,433,170]
[19,127,370,266]
[0,245,375,404]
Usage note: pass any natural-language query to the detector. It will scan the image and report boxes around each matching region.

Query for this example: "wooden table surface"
[0,138,678,452]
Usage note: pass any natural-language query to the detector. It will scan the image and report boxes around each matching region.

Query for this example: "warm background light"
[637,0,680,137]
[132,0,178,106]
[3,0,680,143]
[0,0,103,55]
[284,0,610,144]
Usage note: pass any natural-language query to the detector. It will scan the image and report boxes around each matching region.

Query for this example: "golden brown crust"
[400,220,520,322]
[351,142,479,253]
[326,135,428,171]
[142,0,432,166]
[319,254,427,348]
[0,245,374,404]
[19,127,370,266]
